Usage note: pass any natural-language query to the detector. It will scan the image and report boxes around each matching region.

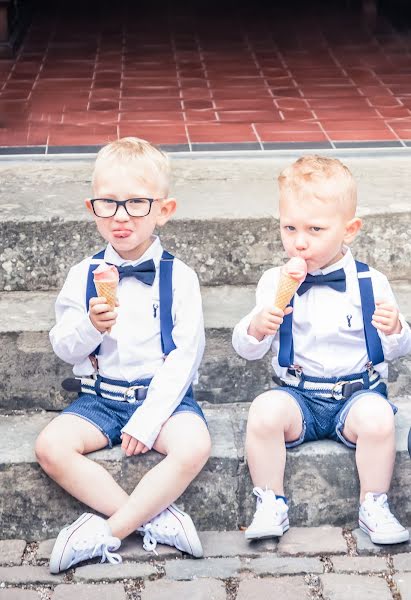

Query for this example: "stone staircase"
[1,152,411,540]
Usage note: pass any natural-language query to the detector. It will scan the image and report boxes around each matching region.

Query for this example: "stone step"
[1,399,410,540]
[1,285,411,410]
[1,155,411,291]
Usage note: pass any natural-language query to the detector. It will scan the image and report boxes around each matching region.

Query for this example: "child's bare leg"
[35,415,129,515]
[342,393,396,502]
[108,413,211,539]
[246,390,303,495]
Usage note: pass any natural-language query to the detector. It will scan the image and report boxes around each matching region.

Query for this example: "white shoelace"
[364,493,399,527]
[71,534,122,567]
[139,521,179,555]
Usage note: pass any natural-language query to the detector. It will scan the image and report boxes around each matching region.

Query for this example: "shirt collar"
[311,246,353,276]
[104,235,163,267]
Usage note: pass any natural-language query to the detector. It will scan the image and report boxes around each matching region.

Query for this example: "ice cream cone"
[274,272,301,311]
[94,280,117,311]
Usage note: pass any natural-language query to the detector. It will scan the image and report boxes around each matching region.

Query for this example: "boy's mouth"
[112,229,132,238]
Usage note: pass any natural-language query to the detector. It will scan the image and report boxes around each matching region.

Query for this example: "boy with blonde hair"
[233,155,411,545]
[36,137,211,572]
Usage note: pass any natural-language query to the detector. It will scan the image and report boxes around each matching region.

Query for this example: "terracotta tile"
[62,110,119,124]
[271,88,305,98]
[307,97,370,109]
[320,119,392,131]
[367,96,402,108]
[280,109,316,120]
[326,129,398,141]
[120,99,182,111]
[255,121,323,133]
[275,98,310,109]
[254,129,329,143]
[391,129,411,140]
[211,98,274,110]
[312,109,380,120]
[187,123,258,142]
[185,110,218,122]
[118,124,188,144]
[217,110,282,122]
[182,99,214,110]
[88,100,120,111]
[377,107,411,118]
[121,87,181,99]
[119,111,185,122]
[180,89,212,100]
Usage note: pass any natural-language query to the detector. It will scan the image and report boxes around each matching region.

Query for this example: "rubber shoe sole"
[245,519,290,540]
[49,513,94,574]
[359,521,410,545]
[168,504,203,558]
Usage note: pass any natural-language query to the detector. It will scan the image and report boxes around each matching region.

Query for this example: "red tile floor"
[1,2,411,151]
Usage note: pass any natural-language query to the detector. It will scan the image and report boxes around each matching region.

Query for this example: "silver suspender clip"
[289,364,303,378]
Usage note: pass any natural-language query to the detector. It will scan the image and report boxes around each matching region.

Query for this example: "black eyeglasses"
[90,198,162,218]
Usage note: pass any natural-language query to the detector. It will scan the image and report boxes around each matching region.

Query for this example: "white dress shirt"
[50,236,205,448]
[232,248,411,380]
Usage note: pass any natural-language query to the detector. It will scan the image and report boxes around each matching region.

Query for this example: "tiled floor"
[1,2,411,151]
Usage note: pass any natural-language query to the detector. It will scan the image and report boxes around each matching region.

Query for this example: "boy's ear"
[344,217,362,244]
[156,197,177,227]
[85,198,93,213]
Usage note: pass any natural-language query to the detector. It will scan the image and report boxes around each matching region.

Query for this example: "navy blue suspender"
[86,249,177,358]
[278,260,384,368]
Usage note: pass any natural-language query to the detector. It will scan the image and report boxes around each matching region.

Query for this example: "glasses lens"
[126,198,151,217]
[93,199,117,217]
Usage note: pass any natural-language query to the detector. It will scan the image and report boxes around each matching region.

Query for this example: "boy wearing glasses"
[35,137,211,572]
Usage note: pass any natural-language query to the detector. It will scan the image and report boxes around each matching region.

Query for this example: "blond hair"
[92,137,171,196]
[278,155,357,216]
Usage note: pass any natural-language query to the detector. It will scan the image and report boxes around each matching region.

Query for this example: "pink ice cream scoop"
[282,256,308,283]
[93,263,119,283]
[274,257,307,310]
[93,263,119,310]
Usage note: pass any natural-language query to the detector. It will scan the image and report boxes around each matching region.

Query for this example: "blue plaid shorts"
[274,382,397,449]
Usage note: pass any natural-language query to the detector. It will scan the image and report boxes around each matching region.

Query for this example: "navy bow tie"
[297,268,346,296]
[117,259,156,286]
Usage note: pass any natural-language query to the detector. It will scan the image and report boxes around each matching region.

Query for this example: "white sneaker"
[138,504,203,558]
[49,513,122,573]
[245,487,289,540]
[359,492,410,545]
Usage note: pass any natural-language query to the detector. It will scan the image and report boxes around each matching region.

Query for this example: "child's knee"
[35,428,73,474]
[353,395,395,439]
[35,430,59,472]
[248,390,294,435]
[172,430,211,475]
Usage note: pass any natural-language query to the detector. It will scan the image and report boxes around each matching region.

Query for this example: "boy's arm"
[372,272,411,361]
[49,263,104,370]
[232,269,279,360]
[121,265,205,450]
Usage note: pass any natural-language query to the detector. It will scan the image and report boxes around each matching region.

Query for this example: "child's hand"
[372,300,402,335]
[248,305,293,341]
[89,297,119,333]
[121,433,149,457]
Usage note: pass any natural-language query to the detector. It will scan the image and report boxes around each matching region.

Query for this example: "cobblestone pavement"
[0,527,410,600]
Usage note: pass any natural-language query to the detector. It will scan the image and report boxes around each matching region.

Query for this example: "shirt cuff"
[121,411,161,450]
[380,314,408,345]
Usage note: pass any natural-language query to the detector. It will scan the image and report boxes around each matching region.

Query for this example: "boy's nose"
[114,205,130,220]
[295,234,308,250]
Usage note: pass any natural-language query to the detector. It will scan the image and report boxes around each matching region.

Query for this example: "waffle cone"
[94,280,117,310]
[274,273,300,311]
